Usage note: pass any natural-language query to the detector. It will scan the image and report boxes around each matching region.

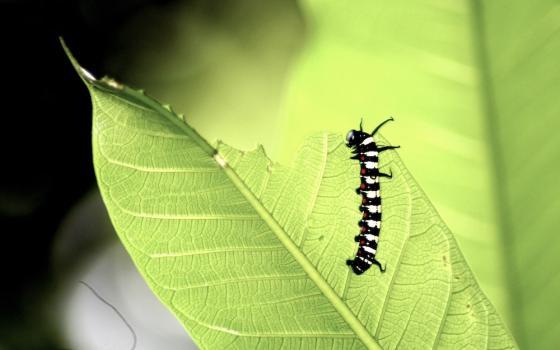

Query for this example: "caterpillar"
[345,118,399,275]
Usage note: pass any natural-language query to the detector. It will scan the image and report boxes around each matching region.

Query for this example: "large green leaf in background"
[482,2,560,348]
[66,44,516,347]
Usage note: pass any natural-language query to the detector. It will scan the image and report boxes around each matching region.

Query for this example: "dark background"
[1,0,176,348]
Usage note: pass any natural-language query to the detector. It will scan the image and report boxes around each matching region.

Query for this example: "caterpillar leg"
[355,187,364,194]
[378,170,393,178]
[371,117,394,136]
[372,259,386,272]
[377,145,400,152]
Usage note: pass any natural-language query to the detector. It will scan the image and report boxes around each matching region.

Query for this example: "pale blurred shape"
[62,243,198,350]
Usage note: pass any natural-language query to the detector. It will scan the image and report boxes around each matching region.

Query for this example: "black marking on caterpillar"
[345,118,400,275]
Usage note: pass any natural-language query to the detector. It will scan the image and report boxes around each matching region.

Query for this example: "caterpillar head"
[346,129,369,147]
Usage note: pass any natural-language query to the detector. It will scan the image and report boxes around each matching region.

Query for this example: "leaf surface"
[67,46,517,348]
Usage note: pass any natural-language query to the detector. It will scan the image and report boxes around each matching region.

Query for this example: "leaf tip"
[59,37,97,84]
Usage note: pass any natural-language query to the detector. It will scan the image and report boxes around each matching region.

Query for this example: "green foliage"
[275,2,560,348]
[59,0,560,347]
[65,40,516,347]
[111,6,560,345]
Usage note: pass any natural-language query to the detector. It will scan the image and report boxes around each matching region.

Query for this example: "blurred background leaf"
[482,1,560,347]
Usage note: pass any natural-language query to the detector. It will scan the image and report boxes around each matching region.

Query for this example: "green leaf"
[65,43,516,348]
[481,2,560,348]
